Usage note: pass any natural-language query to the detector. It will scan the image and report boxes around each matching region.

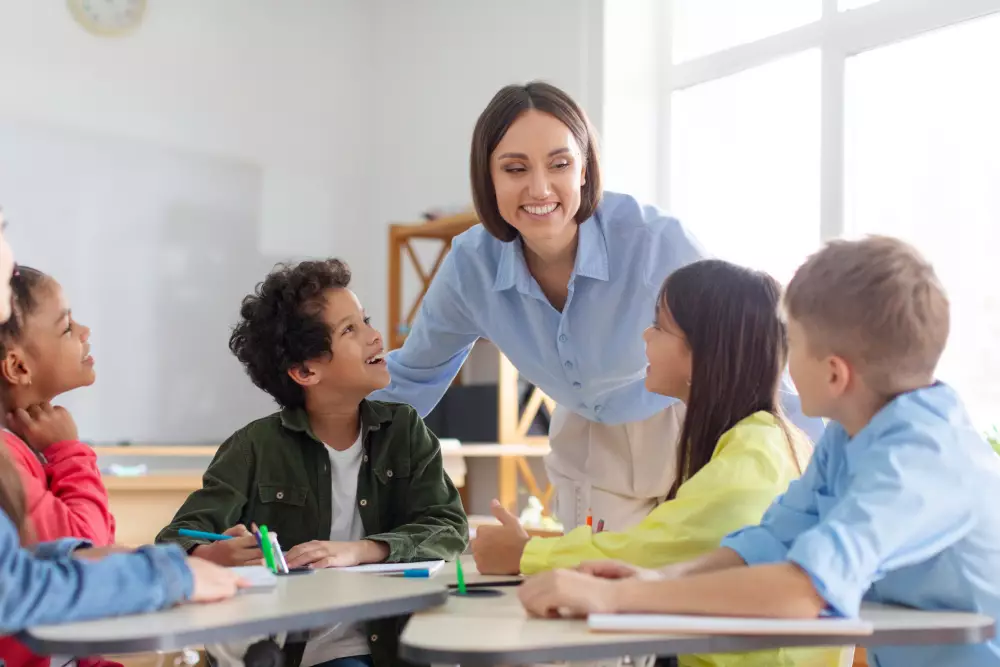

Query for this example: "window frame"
[659,0,1000,242]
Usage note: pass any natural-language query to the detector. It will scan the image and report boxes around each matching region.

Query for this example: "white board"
[0,118,280,443]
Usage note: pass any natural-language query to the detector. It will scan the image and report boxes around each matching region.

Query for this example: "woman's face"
[489,109,587,248]
[642,296,693,401]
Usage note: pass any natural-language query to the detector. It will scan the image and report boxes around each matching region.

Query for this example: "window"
[672,0,821,62]
[670,51,820,284]
[648,0,1000,431]
[845,13,1000,430]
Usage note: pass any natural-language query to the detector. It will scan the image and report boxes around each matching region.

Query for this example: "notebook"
[230,565,279,592]
[587,613,874,636]
[339,560,446,576]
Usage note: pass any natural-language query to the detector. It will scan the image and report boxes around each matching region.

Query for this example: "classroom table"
[399,587,996,666]
[22,569,448,657]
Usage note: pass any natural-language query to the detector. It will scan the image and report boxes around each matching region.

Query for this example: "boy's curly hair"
[229,259,352,409]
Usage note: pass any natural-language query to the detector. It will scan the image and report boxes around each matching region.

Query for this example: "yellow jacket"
[521,411,845,667]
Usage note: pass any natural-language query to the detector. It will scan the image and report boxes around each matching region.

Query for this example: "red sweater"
[0,430,118,667]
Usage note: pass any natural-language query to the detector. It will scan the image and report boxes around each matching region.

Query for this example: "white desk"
[399,588,996,665]
[22,570,448,657]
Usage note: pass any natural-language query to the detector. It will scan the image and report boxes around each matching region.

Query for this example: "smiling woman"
[372,81,825,537]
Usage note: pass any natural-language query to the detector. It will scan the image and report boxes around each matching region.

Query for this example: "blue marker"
[402,569,431,578]
[178,529,233,542]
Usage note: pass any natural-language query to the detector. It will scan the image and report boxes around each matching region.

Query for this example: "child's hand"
[470,499,531,575]
[576,560,663,581]
[285,539,389,569]
[190,525,263,567]
[518,569,622,618]
[186,556,248,603]
[7,402,79,452]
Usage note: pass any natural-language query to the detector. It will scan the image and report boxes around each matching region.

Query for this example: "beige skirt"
[545,402,686,531]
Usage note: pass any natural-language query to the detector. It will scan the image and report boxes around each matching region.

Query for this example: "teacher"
[371,81,823,532]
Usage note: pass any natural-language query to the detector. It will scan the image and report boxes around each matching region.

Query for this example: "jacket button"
[370,634,378,642]
[276,491,284,500]
[360,499,367,507]
[363,454,369,462]
[386,470,393,478]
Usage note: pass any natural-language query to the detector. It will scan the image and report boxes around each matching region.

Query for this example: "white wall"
[0,0,604,441]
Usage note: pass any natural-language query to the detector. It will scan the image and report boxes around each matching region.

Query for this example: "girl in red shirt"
[0,266,116,667]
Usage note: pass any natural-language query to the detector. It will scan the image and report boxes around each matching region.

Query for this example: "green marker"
[259,524,278,573]
[455,558,466,595]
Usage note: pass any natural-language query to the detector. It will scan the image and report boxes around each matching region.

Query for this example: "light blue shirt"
[0,508,193,634]
[373,192,823,440]
[722,382,1000,667]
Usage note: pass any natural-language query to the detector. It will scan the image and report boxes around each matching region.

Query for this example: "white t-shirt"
[300,430,371,667]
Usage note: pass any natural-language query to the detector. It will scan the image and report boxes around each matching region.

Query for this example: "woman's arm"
[369,251,480,417]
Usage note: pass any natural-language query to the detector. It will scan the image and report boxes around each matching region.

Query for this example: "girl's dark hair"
[470,81,603,242]
[0,267,48,544]
[662,259,796,500]
[0,266,50,357]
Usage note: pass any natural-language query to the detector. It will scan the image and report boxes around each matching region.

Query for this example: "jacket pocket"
[257,484,309,506]
[373,460,411,486]
[253,484,311,549]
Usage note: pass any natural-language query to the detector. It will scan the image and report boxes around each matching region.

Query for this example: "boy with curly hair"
[157,259,468,667]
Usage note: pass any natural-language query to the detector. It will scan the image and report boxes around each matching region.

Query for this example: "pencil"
[178,529,232,542]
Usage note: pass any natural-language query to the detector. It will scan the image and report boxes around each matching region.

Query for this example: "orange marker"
[586,510,593,528]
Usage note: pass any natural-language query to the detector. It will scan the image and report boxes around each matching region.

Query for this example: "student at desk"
[476,259,843,667]
[520,237,1000,667]
[157,259,468,667]
[0,210,242,644]
[0,266,119,667]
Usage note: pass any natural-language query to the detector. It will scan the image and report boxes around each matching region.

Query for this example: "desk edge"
[23,588,449,656]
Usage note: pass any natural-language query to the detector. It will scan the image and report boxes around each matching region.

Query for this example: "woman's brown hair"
[661,259,799,500]
[470,81,603,242]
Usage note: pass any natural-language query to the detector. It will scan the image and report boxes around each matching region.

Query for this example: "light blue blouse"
[372,191,823,440]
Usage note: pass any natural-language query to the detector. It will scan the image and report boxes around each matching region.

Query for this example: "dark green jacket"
[156,399,468,667]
